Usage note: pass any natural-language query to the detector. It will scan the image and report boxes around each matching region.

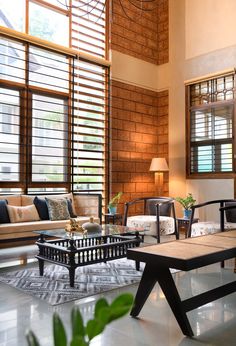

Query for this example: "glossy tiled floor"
[0,240,236,346]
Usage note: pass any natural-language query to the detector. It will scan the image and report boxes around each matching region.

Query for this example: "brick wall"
[111,80,169,212]
[157,0,169,64]
[111,0,169,65]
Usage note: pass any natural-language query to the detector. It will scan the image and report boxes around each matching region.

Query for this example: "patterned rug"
[0,259,144,306]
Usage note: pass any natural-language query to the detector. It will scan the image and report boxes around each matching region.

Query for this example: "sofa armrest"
[73,193,102,222]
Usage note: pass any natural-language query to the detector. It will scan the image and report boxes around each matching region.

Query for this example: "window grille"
[0,37,71,194]
[71,58,109,193]
[0,0,109,196]
[187,73,235,175]
[71,0,106,58]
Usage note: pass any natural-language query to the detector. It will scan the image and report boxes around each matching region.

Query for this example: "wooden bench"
[127,230,236,337]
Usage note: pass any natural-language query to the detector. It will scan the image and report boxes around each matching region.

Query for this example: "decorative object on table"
[175,193,196,219]
[149,157,169,195]
[26,293,134,346]
[108,192,123,214]
[65,218,87,237]
[82,216,102,233]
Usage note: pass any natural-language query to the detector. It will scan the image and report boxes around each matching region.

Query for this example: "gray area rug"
[0,259,144,305]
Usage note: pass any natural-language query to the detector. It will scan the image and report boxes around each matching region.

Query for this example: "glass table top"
[34,224,146,239]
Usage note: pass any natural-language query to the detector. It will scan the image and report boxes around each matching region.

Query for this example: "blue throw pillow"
[67,198,77,218]
[0,199,10,223]
[34,196,49,220]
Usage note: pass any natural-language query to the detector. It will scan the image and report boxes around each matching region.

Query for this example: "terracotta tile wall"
[111,0,169,65]
[111,80,169,213]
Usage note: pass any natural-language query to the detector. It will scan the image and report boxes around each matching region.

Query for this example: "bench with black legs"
[127,230,236,337]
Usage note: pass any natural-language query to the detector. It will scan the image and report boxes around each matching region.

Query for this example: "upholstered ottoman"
[191,221,236,237]
[126,215,175,237]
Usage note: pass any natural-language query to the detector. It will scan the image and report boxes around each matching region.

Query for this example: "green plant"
[175,193,196,210]
[108,192,123,208]
[26,293,133,346]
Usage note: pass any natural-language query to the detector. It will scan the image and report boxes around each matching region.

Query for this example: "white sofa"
[0,193,101,248]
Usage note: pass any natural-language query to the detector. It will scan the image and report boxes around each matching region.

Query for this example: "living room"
[0,0,236,345]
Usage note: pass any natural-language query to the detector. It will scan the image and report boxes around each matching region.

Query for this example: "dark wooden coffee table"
[127,230,236,337]
[34,225,145,287]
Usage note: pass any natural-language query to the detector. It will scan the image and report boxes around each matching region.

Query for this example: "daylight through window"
[187,73,235,176]
[0,0,109,196]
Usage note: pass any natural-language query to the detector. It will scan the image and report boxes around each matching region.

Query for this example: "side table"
[177,218,199,238]
[105,213,123,225]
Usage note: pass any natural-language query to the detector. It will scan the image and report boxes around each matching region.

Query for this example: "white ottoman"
[191,221,236,237]
[127,215,175,237]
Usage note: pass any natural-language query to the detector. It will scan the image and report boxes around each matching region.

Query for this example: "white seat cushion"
[191,221,236,237]
[127,215,175,236]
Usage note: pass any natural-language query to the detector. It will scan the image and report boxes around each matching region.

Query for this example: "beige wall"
[168,0,235,217]
[112,0,235,217]
[185,0,236,59]
[111,51,158,92]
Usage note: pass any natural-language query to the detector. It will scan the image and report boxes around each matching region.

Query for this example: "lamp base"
[155,172,164,196]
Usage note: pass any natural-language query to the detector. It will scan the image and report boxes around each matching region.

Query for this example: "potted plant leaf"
[175,193,196,219]
[108,192,123,214]
[26,293,133,346]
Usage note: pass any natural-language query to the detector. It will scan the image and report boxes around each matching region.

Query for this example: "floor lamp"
[149,158,169,196]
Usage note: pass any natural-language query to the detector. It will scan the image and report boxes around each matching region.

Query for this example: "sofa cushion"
[67,199,77,218]
[34,196,76,220]
[21,193,76,215]
[7,204,40,223]
[34,197,49,220]
[126,215,175,236]
[0,200,10,223]
[45,197,70,221]
[191,221,236,237]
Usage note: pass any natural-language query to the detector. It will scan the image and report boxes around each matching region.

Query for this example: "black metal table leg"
[134,231,143,271]
[135,260,140,271]
[68,268,75,287]
[38,258,44,276]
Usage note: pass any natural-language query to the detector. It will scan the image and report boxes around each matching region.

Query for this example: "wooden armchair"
[187,199,236,238]
[123,197,178,243]
[219,203,236,272]
[187,199,236,272]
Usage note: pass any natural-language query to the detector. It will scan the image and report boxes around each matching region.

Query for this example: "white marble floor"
[0,242,236,346]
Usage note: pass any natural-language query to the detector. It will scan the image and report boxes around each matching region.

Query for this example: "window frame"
[186,73,236,179]
[0,0,110,198]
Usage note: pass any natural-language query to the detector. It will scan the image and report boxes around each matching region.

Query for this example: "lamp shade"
[149,158,169,172]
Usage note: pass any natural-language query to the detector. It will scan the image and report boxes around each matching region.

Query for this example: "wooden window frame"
[0,0,110,196]
[186,73,236,179]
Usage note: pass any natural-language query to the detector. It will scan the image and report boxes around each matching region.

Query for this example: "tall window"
[186,73,235,176]
[0,0,109,195]
[0,37,71,192]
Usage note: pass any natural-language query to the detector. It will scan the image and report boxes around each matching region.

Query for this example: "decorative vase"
[183,209,191,219]
[82,217,102,234]
[108,206,117,215]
